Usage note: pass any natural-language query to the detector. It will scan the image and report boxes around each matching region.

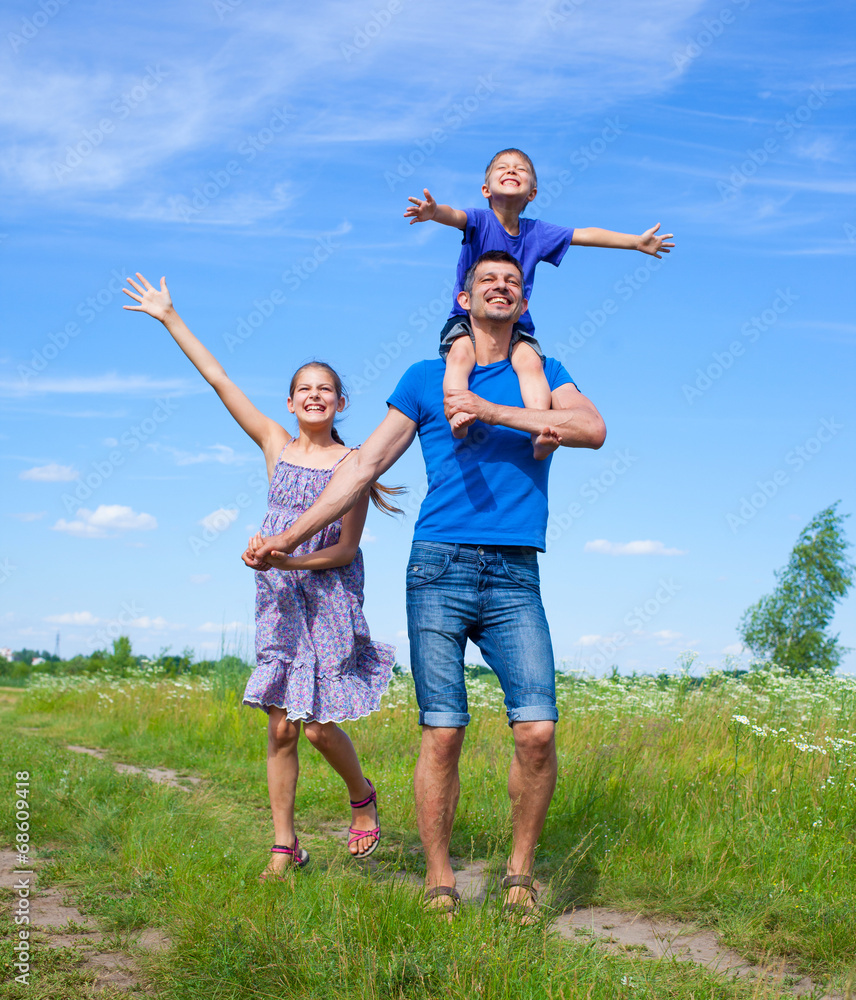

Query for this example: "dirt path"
[66,745,202,791]
[1,848,168,995]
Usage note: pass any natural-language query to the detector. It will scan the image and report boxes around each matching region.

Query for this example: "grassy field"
[1,662,855,998]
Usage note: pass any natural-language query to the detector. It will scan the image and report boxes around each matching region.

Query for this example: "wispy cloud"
[162,444,252,466]
[584,539,687,556]
[0,374,204,398]
[199,507,239,533]
[19,463,78,482]
[44,611,100,625]
[9,512,47,522]
[52,504,157,538]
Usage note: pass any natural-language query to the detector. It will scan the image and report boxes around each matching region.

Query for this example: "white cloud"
[165,444,251,466]
[652,630,683,644]
[19,463,78,482]
[362,528,377,543]
[128,616,173,629]
[576,633,622,647]
[189,574,212,584]
[52,504,157,538]
[199,507,239,533]
[198,621,251,633]
[584,539,687,556]
[722,642,745,656]
[0,374,203,398]
[44,611,100,625]
[9,511,47,521]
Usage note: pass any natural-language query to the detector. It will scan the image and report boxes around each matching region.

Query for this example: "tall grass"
[5,664,856,995]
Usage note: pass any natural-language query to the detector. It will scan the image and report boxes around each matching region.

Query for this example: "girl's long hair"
[289,362,406,516]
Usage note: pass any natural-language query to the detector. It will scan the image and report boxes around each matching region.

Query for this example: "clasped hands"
[241,531,292,572]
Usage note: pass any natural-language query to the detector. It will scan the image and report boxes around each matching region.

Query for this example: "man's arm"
[245,406,418,566]
[572,223,674,259]
[444,382,606,449]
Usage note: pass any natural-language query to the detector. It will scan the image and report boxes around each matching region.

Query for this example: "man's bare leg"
[506,721,558,907]
[414,725,466,900]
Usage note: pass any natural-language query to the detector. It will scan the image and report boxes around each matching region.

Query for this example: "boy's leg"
[443,335,477,439]
[509,339,561,461]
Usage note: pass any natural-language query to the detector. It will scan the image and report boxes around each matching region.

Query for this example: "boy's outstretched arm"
[404,189,467,230]
[572,222,674,258]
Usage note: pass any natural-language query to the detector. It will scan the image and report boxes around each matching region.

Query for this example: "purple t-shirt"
[449,208,575,332]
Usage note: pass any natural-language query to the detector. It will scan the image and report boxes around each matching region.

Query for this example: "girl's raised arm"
[123,273,286,456]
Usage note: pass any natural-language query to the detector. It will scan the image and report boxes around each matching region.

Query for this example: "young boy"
[404,148,674,458]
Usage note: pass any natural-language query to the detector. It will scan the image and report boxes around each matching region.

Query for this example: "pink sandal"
[259,838,309,880]
[347,778,381,860]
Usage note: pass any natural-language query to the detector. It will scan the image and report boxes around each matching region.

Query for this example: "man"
[245,250,606,914]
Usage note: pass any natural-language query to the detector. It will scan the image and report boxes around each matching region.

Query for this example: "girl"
[123,273,399,877]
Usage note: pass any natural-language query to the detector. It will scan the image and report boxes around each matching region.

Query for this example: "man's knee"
[512,720,556,763]
[421,725,466,764]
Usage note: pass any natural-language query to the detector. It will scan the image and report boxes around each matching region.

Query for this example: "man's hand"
[404,189,438,224]
[637,223,674,258]
[444,389,496,425]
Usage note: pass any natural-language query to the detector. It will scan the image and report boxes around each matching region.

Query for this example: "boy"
[404,148,674,458]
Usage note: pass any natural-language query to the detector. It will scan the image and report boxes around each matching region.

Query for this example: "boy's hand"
[404,189,437,224]
[637,224,674,258]
[122,273,174,321]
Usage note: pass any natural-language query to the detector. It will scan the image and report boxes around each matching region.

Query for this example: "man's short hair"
[463,251,524,294]
[484,148,537,186]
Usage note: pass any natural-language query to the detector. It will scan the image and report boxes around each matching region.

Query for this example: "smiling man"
[244,250,606,915]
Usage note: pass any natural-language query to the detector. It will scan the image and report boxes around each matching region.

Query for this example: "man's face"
[462,262,527,324]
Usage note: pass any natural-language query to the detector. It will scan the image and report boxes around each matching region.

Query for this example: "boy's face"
[482,153,537,207]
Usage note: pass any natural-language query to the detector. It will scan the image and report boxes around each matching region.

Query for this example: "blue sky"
[2,0,854,673]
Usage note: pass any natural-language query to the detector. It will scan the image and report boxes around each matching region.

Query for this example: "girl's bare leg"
[510,341,560,460]
[303,721,377,855]
[262,708,301,876]
[443,335,477,438]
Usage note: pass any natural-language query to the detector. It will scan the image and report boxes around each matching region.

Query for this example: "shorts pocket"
[406,554,451,591]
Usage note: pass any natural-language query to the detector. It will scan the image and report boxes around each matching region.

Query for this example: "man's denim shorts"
[405,541,557,728]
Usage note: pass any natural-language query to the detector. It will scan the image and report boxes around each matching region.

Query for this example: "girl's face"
[286,368,345,430]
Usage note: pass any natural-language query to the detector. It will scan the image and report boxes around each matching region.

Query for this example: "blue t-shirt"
[449,209,575,332]
[387,357,575,550]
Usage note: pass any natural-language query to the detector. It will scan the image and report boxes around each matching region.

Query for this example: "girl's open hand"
[122,273,174,321]
[404,189,437,224]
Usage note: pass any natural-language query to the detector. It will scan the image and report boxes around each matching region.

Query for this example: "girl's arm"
[404,189,467,230]
[572,223,674,258]
[249,494,370,570]
[123,274,286,459]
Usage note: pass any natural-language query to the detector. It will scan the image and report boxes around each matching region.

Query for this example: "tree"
[739,503,853,674]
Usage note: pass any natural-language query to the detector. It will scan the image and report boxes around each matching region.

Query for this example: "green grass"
[2,664,855,998]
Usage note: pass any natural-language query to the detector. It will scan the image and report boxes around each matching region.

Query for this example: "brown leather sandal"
[500,874,539,922]
[423,885,461,916]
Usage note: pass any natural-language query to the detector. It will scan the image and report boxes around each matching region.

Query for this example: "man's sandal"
[347,778,381,860]
[423,885,461,916]
[500,874,539,923]
[259,839,309,880]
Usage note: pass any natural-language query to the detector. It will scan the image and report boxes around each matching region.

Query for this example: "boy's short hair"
[463,251,524,294]
[484,148,537,186]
